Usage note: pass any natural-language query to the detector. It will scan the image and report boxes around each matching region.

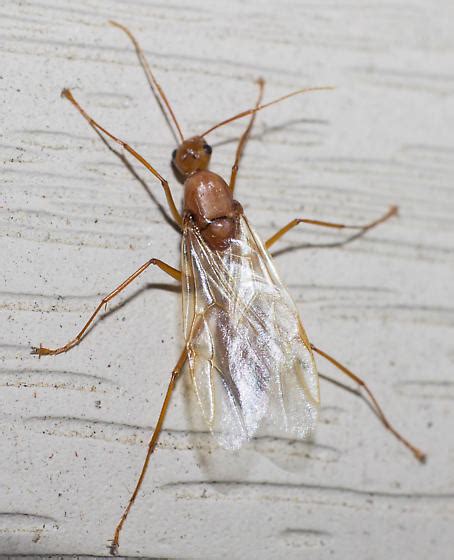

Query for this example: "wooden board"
[1,0,453,558]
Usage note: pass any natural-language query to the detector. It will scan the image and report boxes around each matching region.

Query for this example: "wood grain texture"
[1,0,453,558]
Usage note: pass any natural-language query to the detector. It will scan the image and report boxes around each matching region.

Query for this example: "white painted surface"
[1,1,453,558]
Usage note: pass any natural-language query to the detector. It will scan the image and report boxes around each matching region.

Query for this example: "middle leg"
[32,258,181,357]
[265,205,398,249]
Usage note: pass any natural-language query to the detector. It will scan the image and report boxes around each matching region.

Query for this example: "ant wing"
[182,215,320,450]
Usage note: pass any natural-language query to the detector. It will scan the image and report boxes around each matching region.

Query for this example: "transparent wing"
[182,215,319,450]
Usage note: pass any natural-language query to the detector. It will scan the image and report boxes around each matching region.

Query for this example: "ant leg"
[31,259,181,357]
[265,205,398,249]
[61,89,183,228]
[229,78,265,193]
[109,347,187,555]
[310,343,426,463]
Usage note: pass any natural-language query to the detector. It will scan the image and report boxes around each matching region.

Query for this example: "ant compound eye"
[204,143,213,155]
[172,149,177,159]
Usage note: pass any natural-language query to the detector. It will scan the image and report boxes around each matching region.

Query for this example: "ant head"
[171,136,212,178]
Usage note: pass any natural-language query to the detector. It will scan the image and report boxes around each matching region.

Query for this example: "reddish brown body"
[171,135,243,252]
[43,24,424,558]
[183,170,242,251]
[172,135,212,177]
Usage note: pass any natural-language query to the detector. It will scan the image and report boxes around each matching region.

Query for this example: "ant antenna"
[110,20,185,143]
[199,85,335,137]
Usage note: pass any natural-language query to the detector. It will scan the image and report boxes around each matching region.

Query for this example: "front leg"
[32,258,181,357]
[229,78,265,193]
[62,89,183,228]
